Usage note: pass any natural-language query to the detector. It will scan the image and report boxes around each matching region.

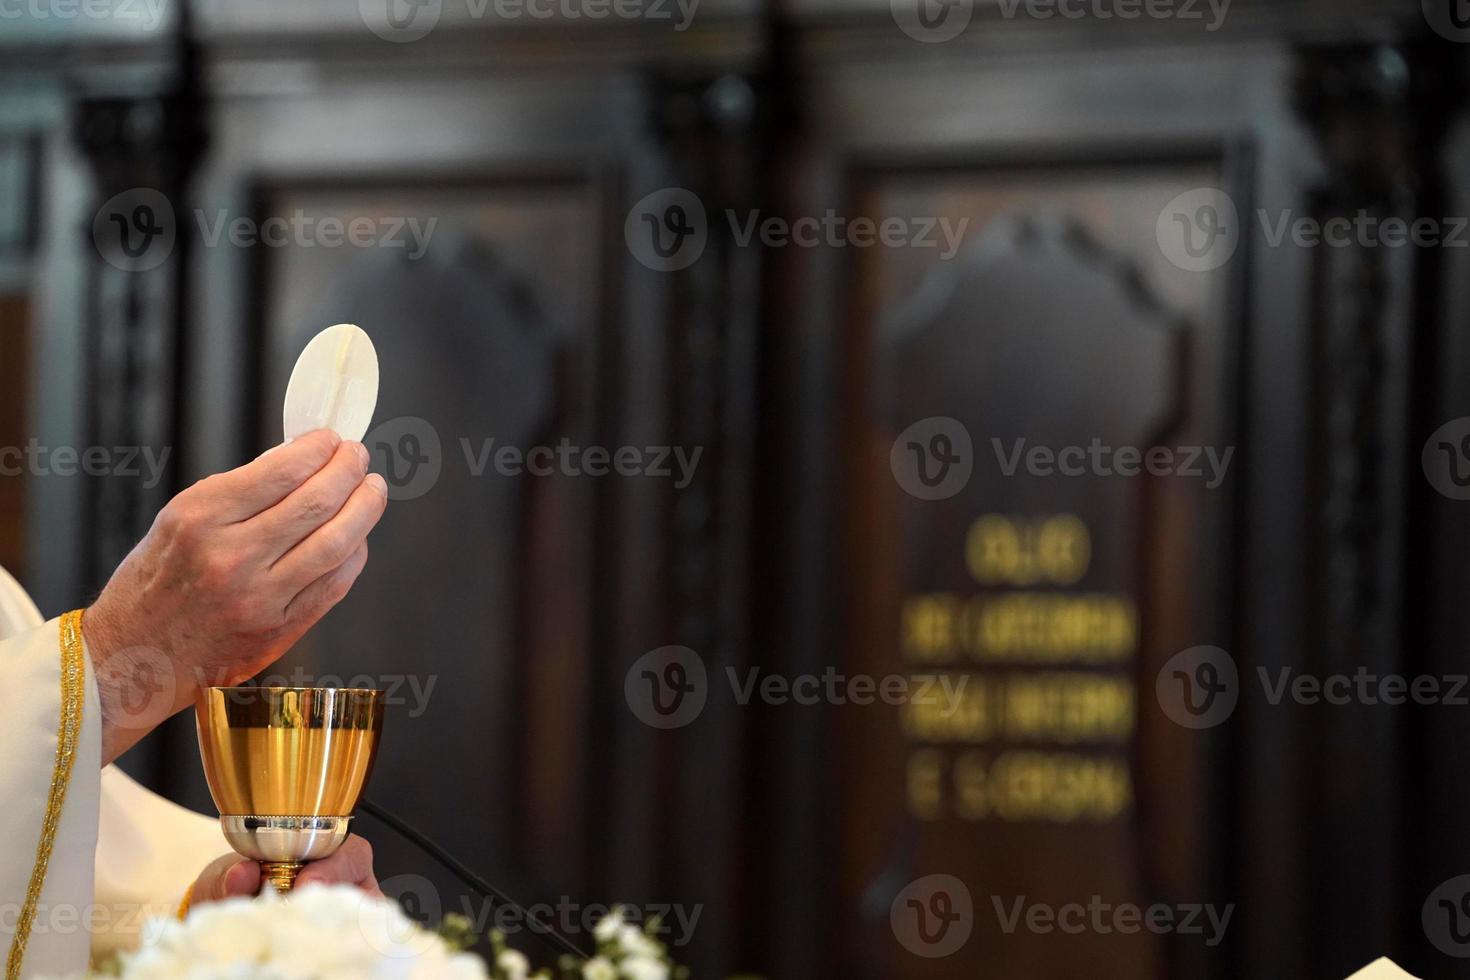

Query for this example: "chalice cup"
[196,686,384,895]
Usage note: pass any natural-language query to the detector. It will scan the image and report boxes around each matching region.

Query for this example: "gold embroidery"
[176,881,194,920]
[6,610,86,980]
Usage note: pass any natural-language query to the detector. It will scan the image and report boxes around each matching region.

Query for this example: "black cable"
[357,796,590,961]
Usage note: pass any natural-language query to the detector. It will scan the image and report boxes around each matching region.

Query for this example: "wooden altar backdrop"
[3,2,1470,977]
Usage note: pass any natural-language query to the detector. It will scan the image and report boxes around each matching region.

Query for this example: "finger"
[272,474,387,587]
[297,835,375,890]
[283,541,370,625]
[193,430,342,523]
[250,441,371,561]
[194,854,261,904]
[220,860,261,898]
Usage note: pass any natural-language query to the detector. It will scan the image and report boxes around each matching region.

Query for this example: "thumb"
[192,853,262,905]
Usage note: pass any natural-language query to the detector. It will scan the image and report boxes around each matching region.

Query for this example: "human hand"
[187,835,381,909]
[83,429,388,763]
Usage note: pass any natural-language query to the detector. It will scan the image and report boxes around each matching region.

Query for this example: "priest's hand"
[82,429,389,764]
[188,835,382,908]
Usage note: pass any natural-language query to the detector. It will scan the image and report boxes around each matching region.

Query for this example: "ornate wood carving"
[646,70,765,980]
[1292,39,1458,971]
[70,12,207,591]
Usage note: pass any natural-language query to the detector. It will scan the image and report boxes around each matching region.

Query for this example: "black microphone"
[356,796,591,961]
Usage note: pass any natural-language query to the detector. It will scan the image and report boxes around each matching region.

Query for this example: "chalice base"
[261,861,304,895]
[219,815,353,894]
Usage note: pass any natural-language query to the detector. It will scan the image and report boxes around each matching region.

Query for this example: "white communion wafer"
[282,323,380,443]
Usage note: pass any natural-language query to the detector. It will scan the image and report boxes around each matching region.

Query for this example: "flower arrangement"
[59,888,691,980]
[70,884,488,979]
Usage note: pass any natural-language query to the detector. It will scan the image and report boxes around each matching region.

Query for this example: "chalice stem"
[261,860,304,895]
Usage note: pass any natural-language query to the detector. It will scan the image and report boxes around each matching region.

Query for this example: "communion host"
[0,429,388,978]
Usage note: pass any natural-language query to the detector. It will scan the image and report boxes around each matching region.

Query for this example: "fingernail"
[353,442,370,468]
[366,473,388,497]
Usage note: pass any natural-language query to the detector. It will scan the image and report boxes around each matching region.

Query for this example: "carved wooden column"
[70,17,206,595]
[649,71,765,979]
[1293,39,1455,972]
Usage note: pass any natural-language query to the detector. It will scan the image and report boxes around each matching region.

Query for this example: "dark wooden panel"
[248,180,608,924]
[829,163,1224,978]
[755,36,1306,979]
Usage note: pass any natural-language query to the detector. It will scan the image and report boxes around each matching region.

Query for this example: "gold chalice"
[196,686,385,894]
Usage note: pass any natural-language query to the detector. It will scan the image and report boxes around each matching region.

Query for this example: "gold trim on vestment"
[6,610,86,980]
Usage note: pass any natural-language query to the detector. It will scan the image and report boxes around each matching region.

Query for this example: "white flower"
[583,956,618,980]
[619,955,669,980]
[616,924,662,960]
[593,910,625,943]
[496,948,531,980]
[56,884,490,980]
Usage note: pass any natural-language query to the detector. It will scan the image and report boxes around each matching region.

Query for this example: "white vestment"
[0,565,229,978]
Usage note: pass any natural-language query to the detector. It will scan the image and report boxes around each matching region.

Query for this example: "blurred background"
[5,0,1470,977]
